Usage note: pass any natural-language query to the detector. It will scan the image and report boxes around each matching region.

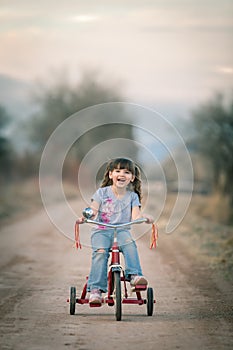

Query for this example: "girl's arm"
[90,200,100,218]
[132,206,154,224]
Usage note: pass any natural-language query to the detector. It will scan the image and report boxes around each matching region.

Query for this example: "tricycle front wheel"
[113,271,122,321]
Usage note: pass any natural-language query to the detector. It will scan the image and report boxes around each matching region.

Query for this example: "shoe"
[130,275,148,286]
[89,289,102,304]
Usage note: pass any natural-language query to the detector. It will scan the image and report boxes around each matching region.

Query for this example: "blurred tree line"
[191,92,233,222]
[1,69,233,222]
[0,106,13,182]
[0,70,137,184]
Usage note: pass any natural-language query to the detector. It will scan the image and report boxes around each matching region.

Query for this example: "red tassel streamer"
[74,220,82,249]
[150,223,158,249]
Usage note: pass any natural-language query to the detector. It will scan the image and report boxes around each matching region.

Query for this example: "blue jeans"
[87,229,143,292]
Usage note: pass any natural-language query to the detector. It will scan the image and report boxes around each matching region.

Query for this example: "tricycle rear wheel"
[147,287,154,316]
[70,286,76,315]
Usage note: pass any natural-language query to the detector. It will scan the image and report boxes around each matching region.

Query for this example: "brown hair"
[100,158,142,202]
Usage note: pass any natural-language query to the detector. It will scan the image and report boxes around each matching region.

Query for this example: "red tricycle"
[68,209,156,321]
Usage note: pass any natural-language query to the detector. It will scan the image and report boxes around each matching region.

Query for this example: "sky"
[0,0,233,117]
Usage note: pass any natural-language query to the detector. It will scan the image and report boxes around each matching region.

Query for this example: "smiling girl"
[79,158,154,305]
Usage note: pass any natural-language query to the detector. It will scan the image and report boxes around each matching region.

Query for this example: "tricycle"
[68,208,156,321]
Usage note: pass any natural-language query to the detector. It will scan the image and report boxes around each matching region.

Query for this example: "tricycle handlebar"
[85,217,147,228]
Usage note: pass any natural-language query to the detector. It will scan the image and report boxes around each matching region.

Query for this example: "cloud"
[68,15,101,23]
[215,66,233,75]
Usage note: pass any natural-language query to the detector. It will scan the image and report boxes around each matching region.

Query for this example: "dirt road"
[0,199,232,350]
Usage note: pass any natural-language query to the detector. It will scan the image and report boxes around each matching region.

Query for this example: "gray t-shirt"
[91,186,141,231]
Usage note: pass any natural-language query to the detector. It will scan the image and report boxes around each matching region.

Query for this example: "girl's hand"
[143,214,154,224]
[76,216,85,224]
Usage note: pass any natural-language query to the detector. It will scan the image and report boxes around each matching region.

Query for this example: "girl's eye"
[114,168,131,174]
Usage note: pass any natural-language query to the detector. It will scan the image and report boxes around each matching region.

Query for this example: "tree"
[28,70,138,177]
[0,105,13,180]
[191,93,233,219]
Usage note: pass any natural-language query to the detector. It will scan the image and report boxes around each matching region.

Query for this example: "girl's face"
[109,167,135,188]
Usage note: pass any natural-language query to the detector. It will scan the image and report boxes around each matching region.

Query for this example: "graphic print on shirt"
[98,197,114,229]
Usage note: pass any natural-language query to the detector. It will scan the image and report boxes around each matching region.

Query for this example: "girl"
[79,158,154,305]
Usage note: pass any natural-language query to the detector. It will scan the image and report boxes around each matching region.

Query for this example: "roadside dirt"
[0,196,232,350]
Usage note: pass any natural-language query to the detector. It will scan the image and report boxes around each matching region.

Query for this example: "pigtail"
[132,165,142,203]
[101,161,113,187]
